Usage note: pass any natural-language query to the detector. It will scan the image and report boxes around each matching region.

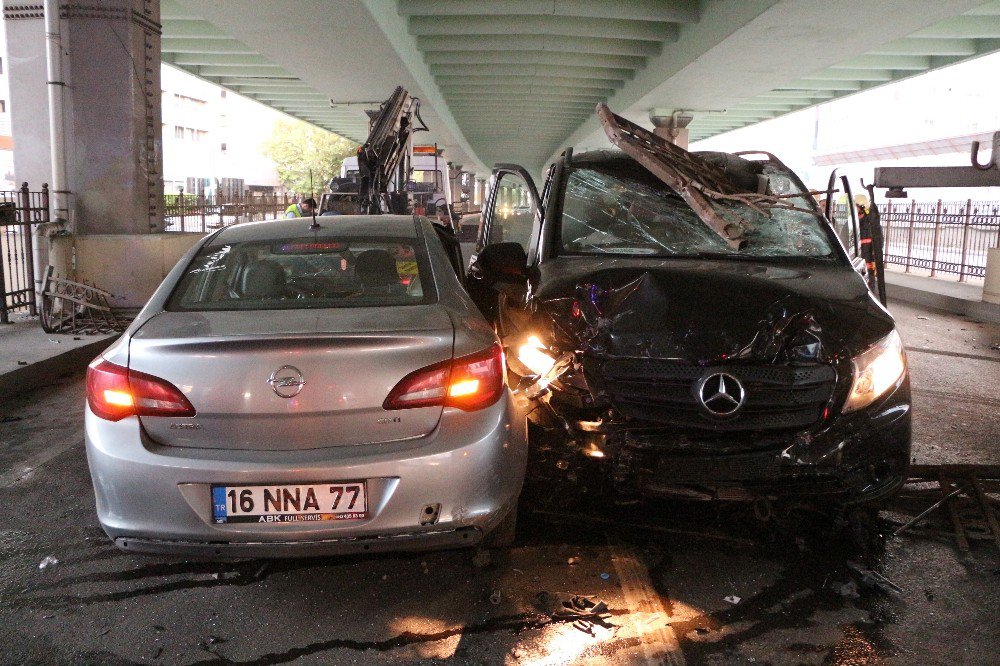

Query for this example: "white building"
[0,23,15,191]
[160,64,283,198]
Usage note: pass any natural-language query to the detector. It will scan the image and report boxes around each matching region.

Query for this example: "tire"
[483,507,517,548]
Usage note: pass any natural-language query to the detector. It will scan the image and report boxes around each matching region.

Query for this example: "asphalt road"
[0,300,997,665]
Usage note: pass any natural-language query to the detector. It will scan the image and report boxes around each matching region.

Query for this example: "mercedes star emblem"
[267,365,306,398]
[696,372,746,417]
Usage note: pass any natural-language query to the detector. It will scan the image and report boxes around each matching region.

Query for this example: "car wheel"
[483,507,517,548]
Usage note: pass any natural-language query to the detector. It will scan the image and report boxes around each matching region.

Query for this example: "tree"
[262,119,358,196]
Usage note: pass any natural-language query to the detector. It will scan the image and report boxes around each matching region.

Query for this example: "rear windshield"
[559,165,836,259]
[166,235,435,311]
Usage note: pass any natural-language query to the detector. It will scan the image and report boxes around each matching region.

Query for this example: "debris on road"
[567,556,581,565]
[847,561,903,594]
[723,595,741,605]
[600,572,611,580]
[837,580,861,600]
[37,555,58,569]
[884,464,1000,555]
[489,590,502,605]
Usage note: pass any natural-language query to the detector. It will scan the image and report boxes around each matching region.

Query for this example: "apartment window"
[0,57,4,74]
[220,90,227,99]
[220,142,227,153]
[174,126,184,139]
[0,100,6,113]
[187,128,195,141]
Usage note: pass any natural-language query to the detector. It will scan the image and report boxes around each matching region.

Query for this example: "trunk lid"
[128,305,454,450]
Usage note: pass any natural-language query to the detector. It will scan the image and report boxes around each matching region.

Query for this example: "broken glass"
[559,166,836,259]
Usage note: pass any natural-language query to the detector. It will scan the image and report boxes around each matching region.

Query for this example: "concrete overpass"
[3,0,999,307]
[161,0,1000,174]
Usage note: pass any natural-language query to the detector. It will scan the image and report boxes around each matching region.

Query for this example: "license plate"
[211,482,368,524]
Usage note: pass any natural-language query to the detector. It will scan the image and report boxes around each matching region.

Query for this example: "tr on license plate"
[211,482,368,524]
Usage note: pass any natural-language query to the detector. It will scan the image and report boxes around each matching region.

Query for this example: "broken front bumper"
[525,376,911,504]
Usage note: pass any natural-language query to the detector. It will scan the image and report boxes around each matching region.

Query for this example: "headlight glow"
[843,329,906,413]
[517,335,556,377]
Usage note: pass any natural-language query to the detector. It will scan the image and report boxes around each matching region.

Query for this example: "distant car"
[466,150,910,506]
[85,216,525,557]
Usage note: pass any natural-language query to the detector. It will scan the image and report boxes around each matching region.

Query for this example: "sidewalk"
[885,269,1000,324]
[0,313,116,402]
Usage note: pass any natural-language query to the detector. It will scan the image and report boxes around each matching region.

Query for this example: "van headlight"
[842,329,906,413]
[517,335,556,376]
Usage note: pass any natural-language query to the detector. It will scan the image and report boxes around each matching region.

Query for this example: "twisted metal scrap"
[595,104,822,248]
[40,266,130,334]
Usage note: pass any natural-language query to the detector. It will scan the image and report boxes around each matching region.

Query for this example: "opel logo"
[696,372,745,417]
[267,365,306,398]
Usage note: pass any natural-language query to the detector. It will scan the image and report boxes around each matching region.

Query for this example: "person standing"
[285,197,317,218]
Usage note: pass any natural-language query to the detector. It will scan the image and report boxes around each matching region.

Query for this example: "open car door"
[466,164,542,323]
[824,169,887,304]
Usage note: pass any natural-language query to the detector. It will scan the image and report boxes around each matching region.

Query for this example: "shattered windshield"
[559,164,836,259]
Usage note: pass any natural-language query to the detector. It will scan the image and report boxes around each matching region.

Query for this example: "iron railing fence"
[163,191,292,233]
[834,200,999,281]
[0,183,48,323]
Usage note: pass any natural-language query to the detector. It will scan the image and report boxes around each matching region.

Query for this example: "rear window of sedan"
[166,235,435,311]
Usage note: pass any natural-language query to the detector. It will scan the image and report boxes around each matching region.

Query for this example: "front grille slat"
[600,358,835,432]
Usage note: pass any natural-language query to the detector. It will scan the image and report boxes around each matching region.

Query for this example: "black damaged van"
[466,109,909,506]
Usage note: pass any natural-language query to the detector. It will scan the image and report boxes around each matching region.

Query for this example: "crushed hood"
[530,257,893,364]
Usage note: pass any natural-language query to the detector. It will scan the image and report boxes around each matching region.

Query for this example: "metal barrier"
[163,191,292,233]
[0,183,48,323]
[835,200,1000,281]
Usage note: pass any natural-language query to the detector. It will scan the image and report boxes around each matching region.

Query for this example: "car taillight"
[383,343,505,412]
[86,358,196,422]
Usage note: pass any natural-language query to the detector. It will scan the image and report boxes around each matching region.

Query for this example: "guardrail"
[164,191,292,233]
[0,183,48,323]
[835,200,1000,281]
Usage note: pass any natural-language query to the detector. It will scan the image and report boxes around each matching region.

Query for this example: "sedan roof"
[211,215,421,244]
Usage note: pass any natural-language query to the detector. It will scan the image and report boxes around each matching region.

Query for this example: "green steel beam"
[870,38,976,56]
[216,77,307,87]
[429,64,634,81]
[444,94,600,103]
[779,79,862,91]
[831,54,931,70]
[408,15,678,42]
[453,105,592,114]
[227,86,321,95]
[244,92,330,100]
[161,38,257,54]
[167,53,274,67]
[415,34,663,56]
[198,65,291,77]
[760,89,837,100]
[440,85,614,96]
[398,0,699,23]
[803,68,894,82]
[422,50,647,69]
[435,74,625,89]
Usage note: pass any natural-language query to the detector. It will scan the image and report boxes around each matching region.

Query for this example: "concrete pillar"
[474,178,486,208]
[984,248,1000,305]
[4,0,163,235]
[649,109,693,150]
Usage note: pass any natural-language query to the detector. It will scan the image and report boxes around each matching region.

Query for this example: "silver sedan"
[84,216,525,557]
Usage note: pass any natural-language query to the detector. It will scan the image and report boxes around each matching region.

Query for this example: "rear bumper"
[114,527,483,559]
[85,394,525,557]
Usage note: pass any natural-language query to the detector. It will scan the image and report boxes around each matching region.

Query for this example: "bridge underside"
[165,0,999,174]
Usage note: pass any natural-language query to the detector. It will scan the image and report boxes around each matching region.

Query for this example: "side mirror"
[475,242,527,283]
